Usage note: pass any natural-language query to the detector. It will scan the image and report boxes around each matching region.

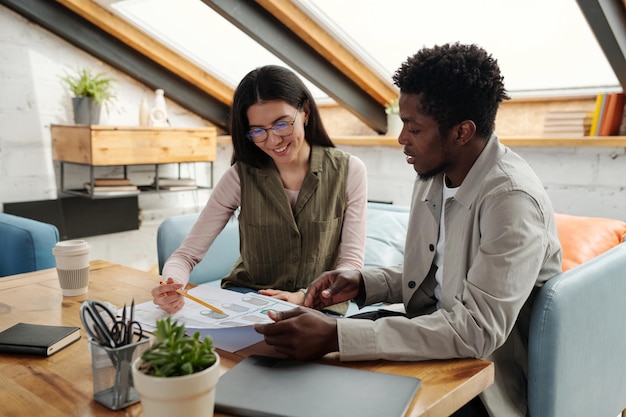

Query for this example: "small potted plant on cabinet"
[60,67,116,125]
[132,316,220,417]
[385,98,402,137]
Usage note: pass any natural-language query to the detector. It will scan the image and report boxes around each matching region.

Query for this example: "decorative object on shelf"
[60,67,116,125]
[542,110,593,137]
[139,98,150,126]
[385,98,402,137]
[132,316,220,417]
[149,89,169,127]
[598,92,625,136]
[151,177,197,191]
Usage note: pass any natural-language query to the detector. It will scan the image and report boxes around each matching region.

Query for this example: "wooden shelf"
[51,125,217,198]
[217,135,626,147]
[331,135,626,147]
[52,125,217,166]
[498,136,626,147]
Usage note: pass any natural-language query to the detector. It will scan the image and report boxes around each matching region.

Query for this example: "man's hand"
[254,307,339,360]
[151,277,184,313]
[304,269,363,310]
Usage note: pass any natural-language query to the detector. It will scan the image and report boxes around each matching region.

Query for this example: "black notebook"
[215,355,421,417]
[0,323,81,356]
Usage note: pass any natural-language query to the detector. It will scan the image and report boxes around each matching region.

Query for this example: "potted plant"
[384,98,402,137]
[131,316,220,417]
[384,98,399,116]
[60,67,116,125]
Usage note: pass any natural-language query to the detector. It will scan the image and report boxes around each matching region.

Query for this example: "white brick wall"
[514,146,626,218]
[0,7,212,271]
[1,6,625,273]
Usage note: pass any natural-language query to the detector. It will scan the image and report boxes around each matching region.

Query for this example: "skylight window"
[108,0,618,99]
[110,0,330,100]
[300,0,619,96]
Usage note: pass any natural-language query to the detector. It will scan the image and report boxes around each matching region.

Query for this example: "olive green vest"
[222,146,349,292]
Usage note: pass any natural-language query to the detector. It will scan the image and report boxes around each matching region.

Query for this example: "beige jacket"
[338,135,562,417]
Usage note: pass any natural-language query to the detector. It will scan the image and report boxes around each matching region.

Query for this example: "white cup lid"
[52,240,90,256]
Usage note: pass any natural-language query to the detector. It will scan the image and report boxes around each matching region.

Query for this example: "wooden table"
[0,261,494,417]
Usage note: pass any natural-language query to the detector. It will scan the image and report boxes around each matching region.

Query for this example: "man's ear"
[455,120,477,145]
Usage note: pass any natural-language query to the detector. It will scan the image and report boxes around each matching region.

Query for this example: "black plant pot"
[72,97,101,125]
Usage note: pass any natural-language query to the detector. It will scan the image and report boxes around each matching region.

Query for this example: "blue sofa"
[157,202,410,316]
[157,204,626,415]
[527,214,626,417]
[528,242,626,417]
[0,213,59,277]
[157,202,410,285]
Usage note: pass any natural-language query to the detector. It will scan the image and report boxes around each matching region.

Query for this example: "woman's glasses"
[247,107,300,143]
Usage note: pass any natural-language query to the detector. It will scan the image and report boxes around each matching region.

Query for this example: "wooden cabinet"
[51,125,217,198]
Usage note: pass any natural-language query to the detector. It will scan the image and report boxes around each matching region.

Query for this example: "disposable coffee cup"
[52,240,90,296]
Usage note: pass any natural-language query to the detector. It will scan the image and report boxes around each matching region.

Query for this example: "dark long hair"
[230,65,334,168]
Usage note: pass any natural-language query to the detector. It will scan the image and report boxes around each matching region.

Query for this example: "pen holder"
[90,336,151,410]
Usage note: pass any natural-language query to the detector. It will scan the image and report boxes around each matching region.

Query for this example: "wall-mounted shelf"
[51,124,217,198]
[217,135,626,148]
[329,136,626,147]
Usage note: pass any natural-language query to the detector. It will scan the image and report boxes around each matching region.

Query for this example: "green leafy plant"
[60,67,116,108]
[137,316,216,377]
[385,98,399,115]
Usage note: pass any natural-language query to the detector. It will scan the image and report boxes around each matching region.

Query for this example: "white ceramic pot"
[131,353,220,417]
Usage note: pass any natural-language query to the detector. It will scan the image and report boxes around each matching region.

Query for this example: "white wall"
[0,7,212,271]
[514,146,626,219]
[344,145,626,220]
[1,6,625,275]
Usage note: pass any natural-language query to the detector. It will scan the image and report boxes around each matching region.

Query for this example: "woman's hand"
[258,288,305,305]
[151,277,185,313]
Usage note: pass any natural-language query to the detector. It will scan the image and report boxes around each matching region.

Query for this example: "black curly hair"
[392,42,510,138]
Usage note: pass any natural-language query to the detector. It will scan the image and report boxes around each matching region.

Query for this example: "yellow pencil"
[160,281,224,315]
[175,289,224,315]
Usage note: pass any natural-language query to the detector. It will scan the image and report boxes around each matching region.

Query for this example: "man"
[254,42,562,416]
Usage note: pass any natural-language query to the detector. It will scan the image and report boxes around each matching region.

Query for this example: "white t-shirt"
[433,177,459,308]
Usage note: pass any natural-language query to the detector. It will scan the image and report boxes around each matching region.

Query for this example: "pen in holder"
[90,335,151,410]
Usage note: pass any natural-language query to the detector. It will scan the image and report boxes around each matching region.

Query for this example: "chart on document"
[132,285,298,331]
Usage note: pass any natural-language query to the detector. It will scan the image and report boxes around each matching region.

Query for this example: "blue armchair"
[157,214,240,285]
[0,213,59,277]
[527,215,626,417]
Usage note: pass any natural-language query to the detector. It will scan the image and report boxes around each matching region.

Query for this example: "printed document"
[132,285,298,352]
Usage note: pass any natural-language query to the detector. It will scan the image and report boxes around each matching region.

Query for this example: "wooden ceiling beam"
[2,0,231,129]
[256,0,398,106]
[57,0,234,106]
[203,0,388,133]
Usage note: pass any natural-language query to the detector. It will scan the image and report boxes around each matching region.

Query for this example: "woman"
[152,65,367,314]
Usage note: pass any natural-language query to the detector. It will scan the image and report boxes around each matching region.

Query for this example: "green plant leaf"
[60,67,116,110]
[139,316,217,377]
[385,98,399,115]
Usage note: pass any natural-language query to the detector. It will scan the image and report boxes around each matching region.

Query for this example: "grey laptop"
[215,355,421,417]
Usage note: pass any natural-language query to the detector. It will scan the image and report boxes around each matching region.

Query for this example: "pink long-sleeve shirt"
[162,155,368,287]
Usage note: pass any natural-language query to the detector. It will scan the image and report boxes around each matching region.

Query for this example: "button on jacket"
[339,135,562,417]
